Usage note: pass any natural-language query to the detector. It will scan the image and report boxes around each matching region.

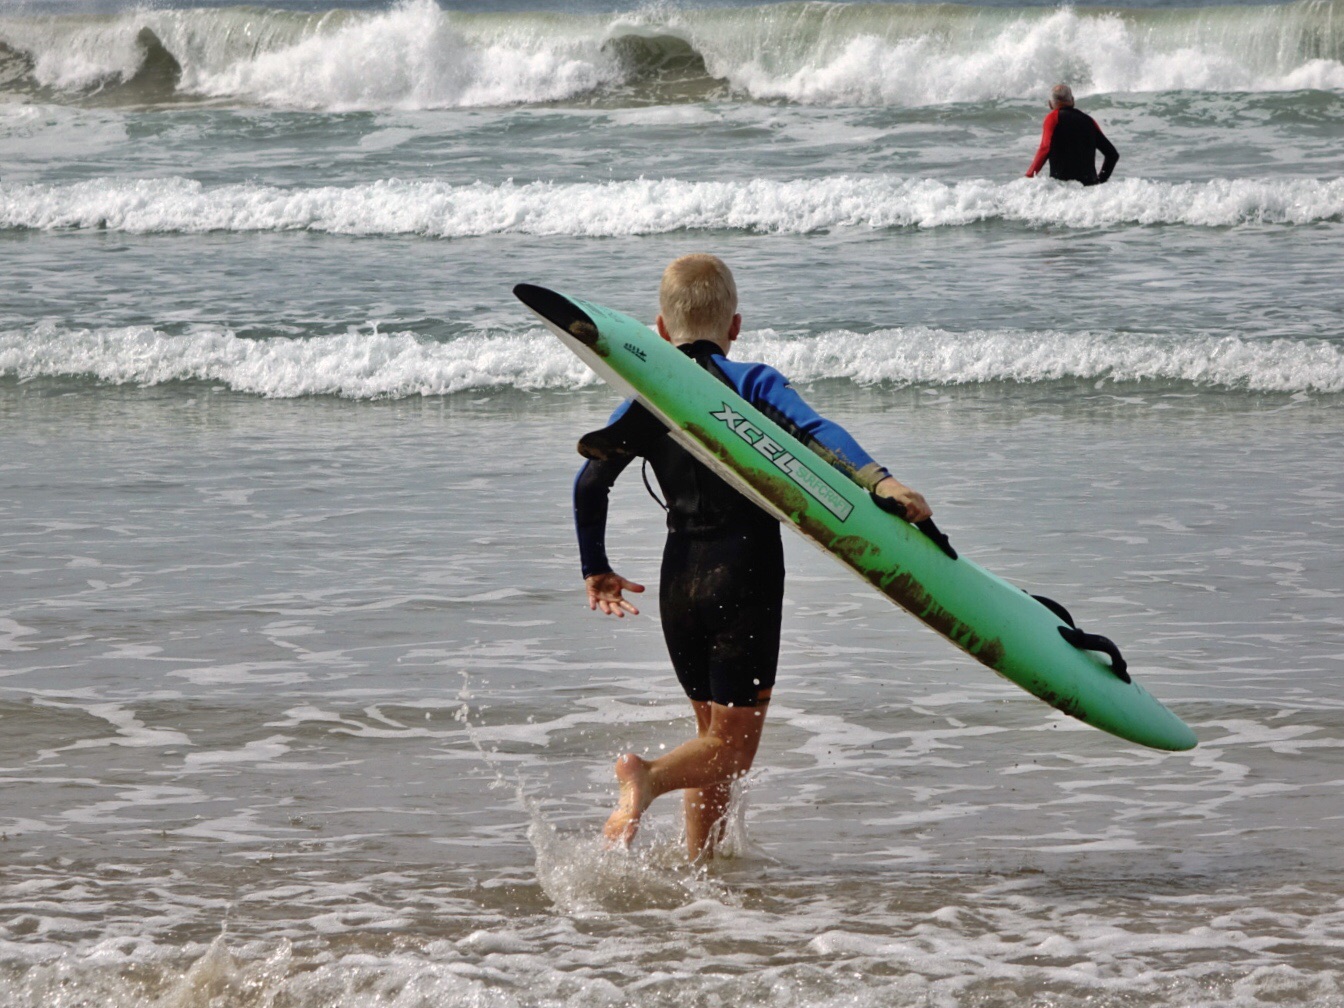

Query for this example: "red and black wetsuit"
[1027,106,1119,186]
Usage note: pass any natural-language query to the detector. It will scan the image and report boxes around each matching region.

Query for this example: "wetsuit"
[574,340,891,708]
[1027,106,1119,186]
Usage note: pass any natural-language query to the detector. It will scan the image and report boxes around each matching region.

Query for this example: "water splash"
[526,807,737,914]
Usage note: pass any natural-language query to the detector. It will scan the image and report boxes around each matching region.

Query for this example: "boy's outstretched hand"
[585,572,645,617]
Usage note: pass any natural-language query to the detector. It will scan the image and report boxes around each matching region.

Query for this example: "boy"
[574,254,931,856]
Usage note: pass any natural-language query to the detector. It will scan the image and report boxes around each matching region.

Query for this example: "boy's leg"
[604,531,781,848]
[683,695,771,857]
[683,779,733,857]
[605,694,770,849]
[682,700,722,854]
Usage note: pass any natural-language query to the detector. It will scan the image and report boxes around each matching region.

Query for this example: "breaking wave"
[0,0,1341,109]
[3,175,1342,235]
[3,322,1340,397]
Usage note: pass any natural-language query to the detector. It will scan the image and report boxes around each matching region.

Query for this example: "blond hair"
[659,254,738,343]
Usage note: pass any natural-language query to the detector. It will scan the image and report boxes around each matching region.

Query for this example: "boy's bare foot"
[603,753,654,847]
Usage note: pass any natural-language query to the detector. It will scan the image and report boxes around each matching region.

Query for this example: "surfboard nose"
[514,284,600,345]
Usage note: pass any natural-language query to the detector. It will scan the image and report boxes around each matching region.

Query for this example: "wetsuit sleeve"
[1095,123,1119,184]
[1027,110,1057,177]
[574,455,634,578]
[742,365,891,491]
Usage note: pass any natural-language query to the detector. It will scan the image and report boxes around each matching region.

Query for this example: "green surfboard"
[516,284,1197,752]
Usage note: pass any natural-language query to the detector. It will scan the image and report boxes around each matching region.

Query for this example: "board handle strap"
[1057,626,1131,683]
[1032,593,1132,683]
[870,493,958,560]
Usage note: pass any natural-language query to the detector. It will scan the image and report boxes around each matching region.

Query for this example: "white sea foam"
[0,324,597,398]
[29,700,191,751]
[2,0,1340,108]
[743,326,1344,394]
[1,890,1340,1008]
[0,617,37,654]
[3,175,1342,237]
[185,2,623,110]
[3,321,1340,396]
[715,4,1344,105]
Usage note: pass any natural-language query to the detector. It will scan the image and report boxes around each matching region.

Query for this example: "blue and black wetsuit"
[574,339,891,708]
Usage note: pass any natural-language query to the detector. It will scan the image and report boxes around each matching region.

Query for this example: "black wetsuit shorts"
[659,529,784,708]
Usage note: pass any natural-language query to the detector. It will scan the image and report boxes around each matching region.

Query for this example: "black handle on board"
[1031,593,1132,683]
[1057,626,1132,684]
[870,492,958,560]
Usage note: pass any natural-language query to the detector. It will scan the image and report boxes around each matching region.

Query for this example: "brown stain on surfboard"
[1034,688,1088,721]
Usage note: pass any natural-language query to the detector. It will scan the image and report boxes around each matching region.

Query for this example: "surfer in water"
[1025,83,1119,186]
[574,253,932,856]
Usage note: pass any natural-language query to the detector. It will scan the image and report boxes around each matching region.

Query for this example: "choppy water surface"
[3,383,1342,1006]
[2,0,1343,1005]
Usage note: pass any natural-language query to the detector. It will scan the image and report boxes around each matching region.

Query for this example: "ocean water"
[2,0,1342,1005]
